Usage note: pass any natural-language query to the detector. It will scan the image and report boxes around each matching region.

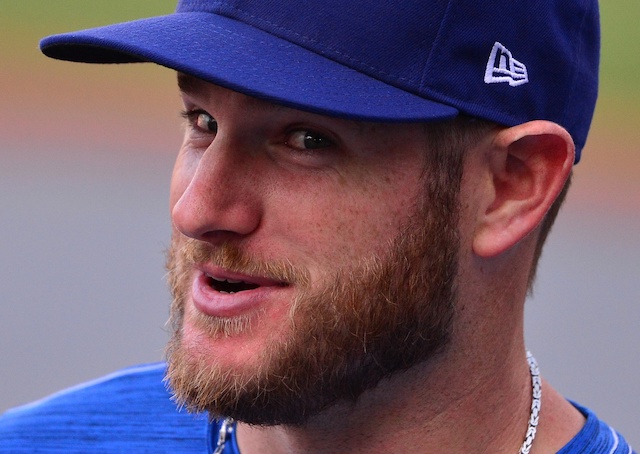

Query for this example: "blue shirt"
[0,362,634,453]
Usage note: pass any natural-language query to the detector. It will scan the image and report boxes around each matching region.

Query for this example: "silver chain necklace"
[213,351,541,454]
[519,351,541,454]
[213,417,235,454]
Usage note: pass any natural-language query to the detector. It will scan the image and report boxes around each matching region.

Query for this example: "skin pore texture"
[165,75,585,453]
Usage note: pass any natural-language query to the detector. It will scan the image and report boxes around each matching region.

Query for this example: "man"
[0,0,634,452]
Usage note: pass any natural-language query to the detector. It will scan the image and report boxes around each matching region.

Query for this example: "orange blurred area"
[573,104,640,216]
[1,46,180,155]
[0,1,180,155]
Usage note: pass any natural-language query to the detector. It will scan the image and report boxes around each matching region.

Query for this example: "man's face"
[165,76,463,425]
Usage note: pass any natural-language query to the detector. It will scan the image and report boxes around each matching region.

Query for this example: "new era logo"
[484,42,528,87]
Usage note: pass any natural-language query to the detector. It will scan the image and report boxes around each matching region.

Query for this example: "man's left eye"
[286,130,335,151]
[181,109,218,134]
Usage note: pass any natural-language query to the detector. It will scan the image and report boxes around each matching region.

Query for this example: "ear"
[472,121,574,258]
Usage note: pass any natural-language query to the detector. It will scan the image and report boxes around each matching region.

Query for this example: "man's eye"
[182,109,218,134]
[286,130,334,151]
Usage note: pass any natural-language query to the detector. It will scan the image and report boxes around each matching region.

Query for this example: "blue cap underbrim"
[40,12,459,123]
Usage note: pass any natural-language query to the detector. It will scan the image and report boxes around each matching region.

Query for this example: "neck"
[236,342,540,454]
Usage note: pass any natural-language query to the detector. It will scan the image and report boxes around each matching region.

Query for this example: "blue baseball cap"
[40,0,600,162]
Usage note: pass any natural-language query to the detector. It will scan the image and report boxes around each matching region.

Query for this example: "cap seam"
[419,0,455,93]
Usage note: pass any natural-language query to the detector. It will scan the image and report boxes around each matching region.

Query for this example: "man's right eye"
[181,109,218,134]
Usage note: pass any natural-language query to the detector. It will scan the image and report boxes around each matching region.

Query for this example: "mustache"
[171,236,310,287]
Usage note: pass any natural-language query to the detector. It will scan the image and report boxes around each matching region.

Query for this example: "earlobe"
[472,121,575,258]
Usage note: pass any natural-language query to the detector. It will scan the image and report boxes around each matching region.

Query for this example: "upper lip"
[196,264,288,288]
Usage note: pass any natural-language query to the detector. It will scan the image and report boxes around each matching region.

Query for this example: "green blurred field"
[1,1,174,31]
[599,0,640,110]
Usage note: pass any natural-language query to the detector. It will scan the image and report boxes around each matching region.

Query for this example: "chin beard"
[164,189,459,426]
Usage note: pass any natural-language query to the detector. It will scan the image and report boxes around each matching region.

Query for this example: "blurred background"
[1,0,638,446]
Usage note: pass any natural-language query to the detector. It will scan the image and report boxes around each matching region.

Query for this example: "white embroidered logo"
[484,42,528,87]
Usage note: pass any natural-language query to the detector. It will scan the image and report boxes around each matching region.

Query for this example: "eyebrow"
[177,72,201,95]
[177,72,287,114]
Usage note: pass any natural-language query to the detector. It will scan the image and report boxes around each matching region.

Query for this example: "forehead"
[178,73,281,112]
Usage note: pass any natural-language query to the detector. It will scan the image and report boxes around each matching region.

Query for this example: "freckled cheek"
[330,187,420,259]
[273,189,407,267]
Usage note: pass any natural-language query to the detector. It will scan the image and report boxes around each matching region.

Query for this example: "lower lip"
[191,272,284,318]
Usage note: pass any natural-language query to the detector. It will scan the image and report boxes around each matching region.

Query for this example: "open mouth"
[192,270,292,317]
[206,276,261,294]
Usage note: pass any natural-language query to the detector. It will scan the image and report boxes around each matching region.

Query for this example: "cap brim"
[40,12,458,122]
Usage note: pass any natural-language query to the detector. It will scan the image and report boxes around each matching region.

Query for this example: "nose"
[171,139,262,244]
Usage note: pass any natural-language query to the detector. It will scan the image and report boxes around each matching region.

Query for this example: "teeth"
[207,275,245,285]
